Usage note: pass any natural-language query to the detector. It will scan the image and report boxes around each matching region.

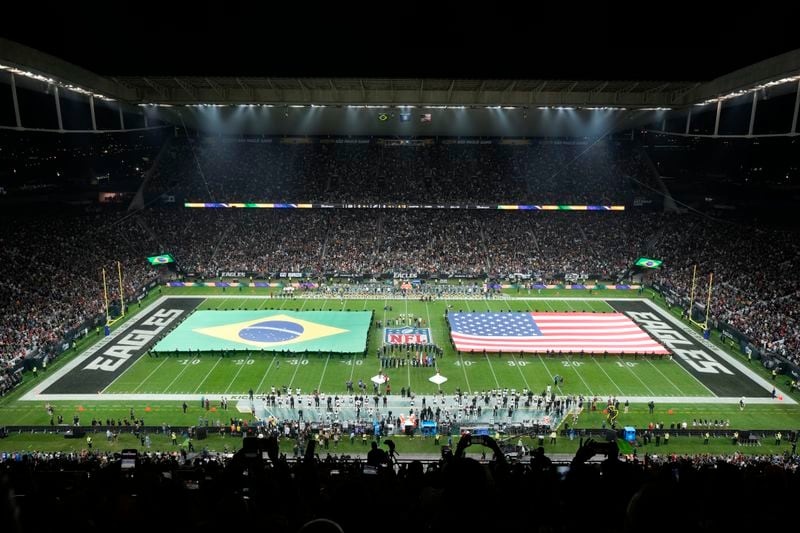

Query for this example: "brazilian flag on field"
[152,310,371,353]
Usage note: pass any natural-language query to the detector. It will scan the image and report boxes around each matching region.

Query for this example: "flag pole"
[703,272,713,330]
[117,260,125,318]
[102,267,110,326]
[688,264,697,322]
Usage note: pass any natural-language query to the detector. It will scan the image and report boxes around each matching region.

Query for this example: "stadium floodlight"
[0,63,115,101]
[310,104,326,108]
[424,105,448,109]
[502,106,517,109]
[289,104,306,108]
[698,75,800,105]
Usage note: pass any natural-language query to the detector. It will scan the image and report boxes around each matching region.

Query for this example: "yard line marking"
[407,354,412,389]
[565,354,594,396]
[317,354,331,392]
[508,352,531,391]
[592,357,625,396]
[620,359,656,396]
[458,352,472,393]
[162,357,195,392]
[193,357,223,393]
[215,298,228,309]
[564,299,576,311]
[460,298,476,393]
[536,354,565,395]
[424,299,434,344]
[645,358,686,396]
[288,356,305,389]
[520,299,564,395]
[131,358,169,393]
[255,357,277,394]
[257,296,268,310]
[484,353,501,389]
[225,357,252,394]
[424,298,442,391]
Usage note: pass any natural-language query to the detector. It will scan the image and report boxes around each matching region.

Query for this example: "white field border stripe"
[25,393,788,404]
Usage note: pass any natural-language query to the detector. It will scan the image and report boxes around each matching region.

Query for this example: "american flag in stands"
[447,312,669,354]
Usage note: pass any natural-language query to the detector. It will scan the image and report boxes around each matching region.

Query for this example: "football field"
[22,291,784,402]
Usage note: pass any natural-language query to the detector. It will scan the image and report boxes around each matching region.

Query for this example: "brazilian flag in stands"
[147,254,175,265]
[152,310,371,353]
[634,257,663,269]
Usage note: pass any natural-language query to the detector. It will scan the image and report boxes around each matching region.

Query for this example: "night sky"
[3,2,799,80]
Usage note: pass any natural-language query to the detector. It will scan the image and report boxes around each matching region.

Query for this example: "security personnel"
[776,432,782,445]
[703,432,710,445]
[86,435,93,449]
[732,431,739,445]
[664,432,670,446]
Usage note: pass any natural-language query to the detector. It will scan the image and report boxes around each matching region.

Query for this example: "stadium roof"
[1,37,799,110]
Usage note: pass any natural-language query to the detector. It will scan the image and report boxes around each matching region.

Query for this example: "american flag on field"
[447,312,669,354]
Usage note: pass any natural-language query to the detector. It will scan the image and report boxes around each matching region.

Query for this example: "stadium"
[1,12,800,532]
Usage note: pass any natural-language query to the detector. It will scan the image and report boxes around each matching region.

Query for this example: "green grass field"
[2,286,799,455]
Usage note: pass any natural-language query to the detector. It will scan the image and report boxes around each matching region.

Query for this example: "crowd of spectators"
[146,136,658,205]
[0,435,798,532]
[0,206,160,391]
[2,133,799,395]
